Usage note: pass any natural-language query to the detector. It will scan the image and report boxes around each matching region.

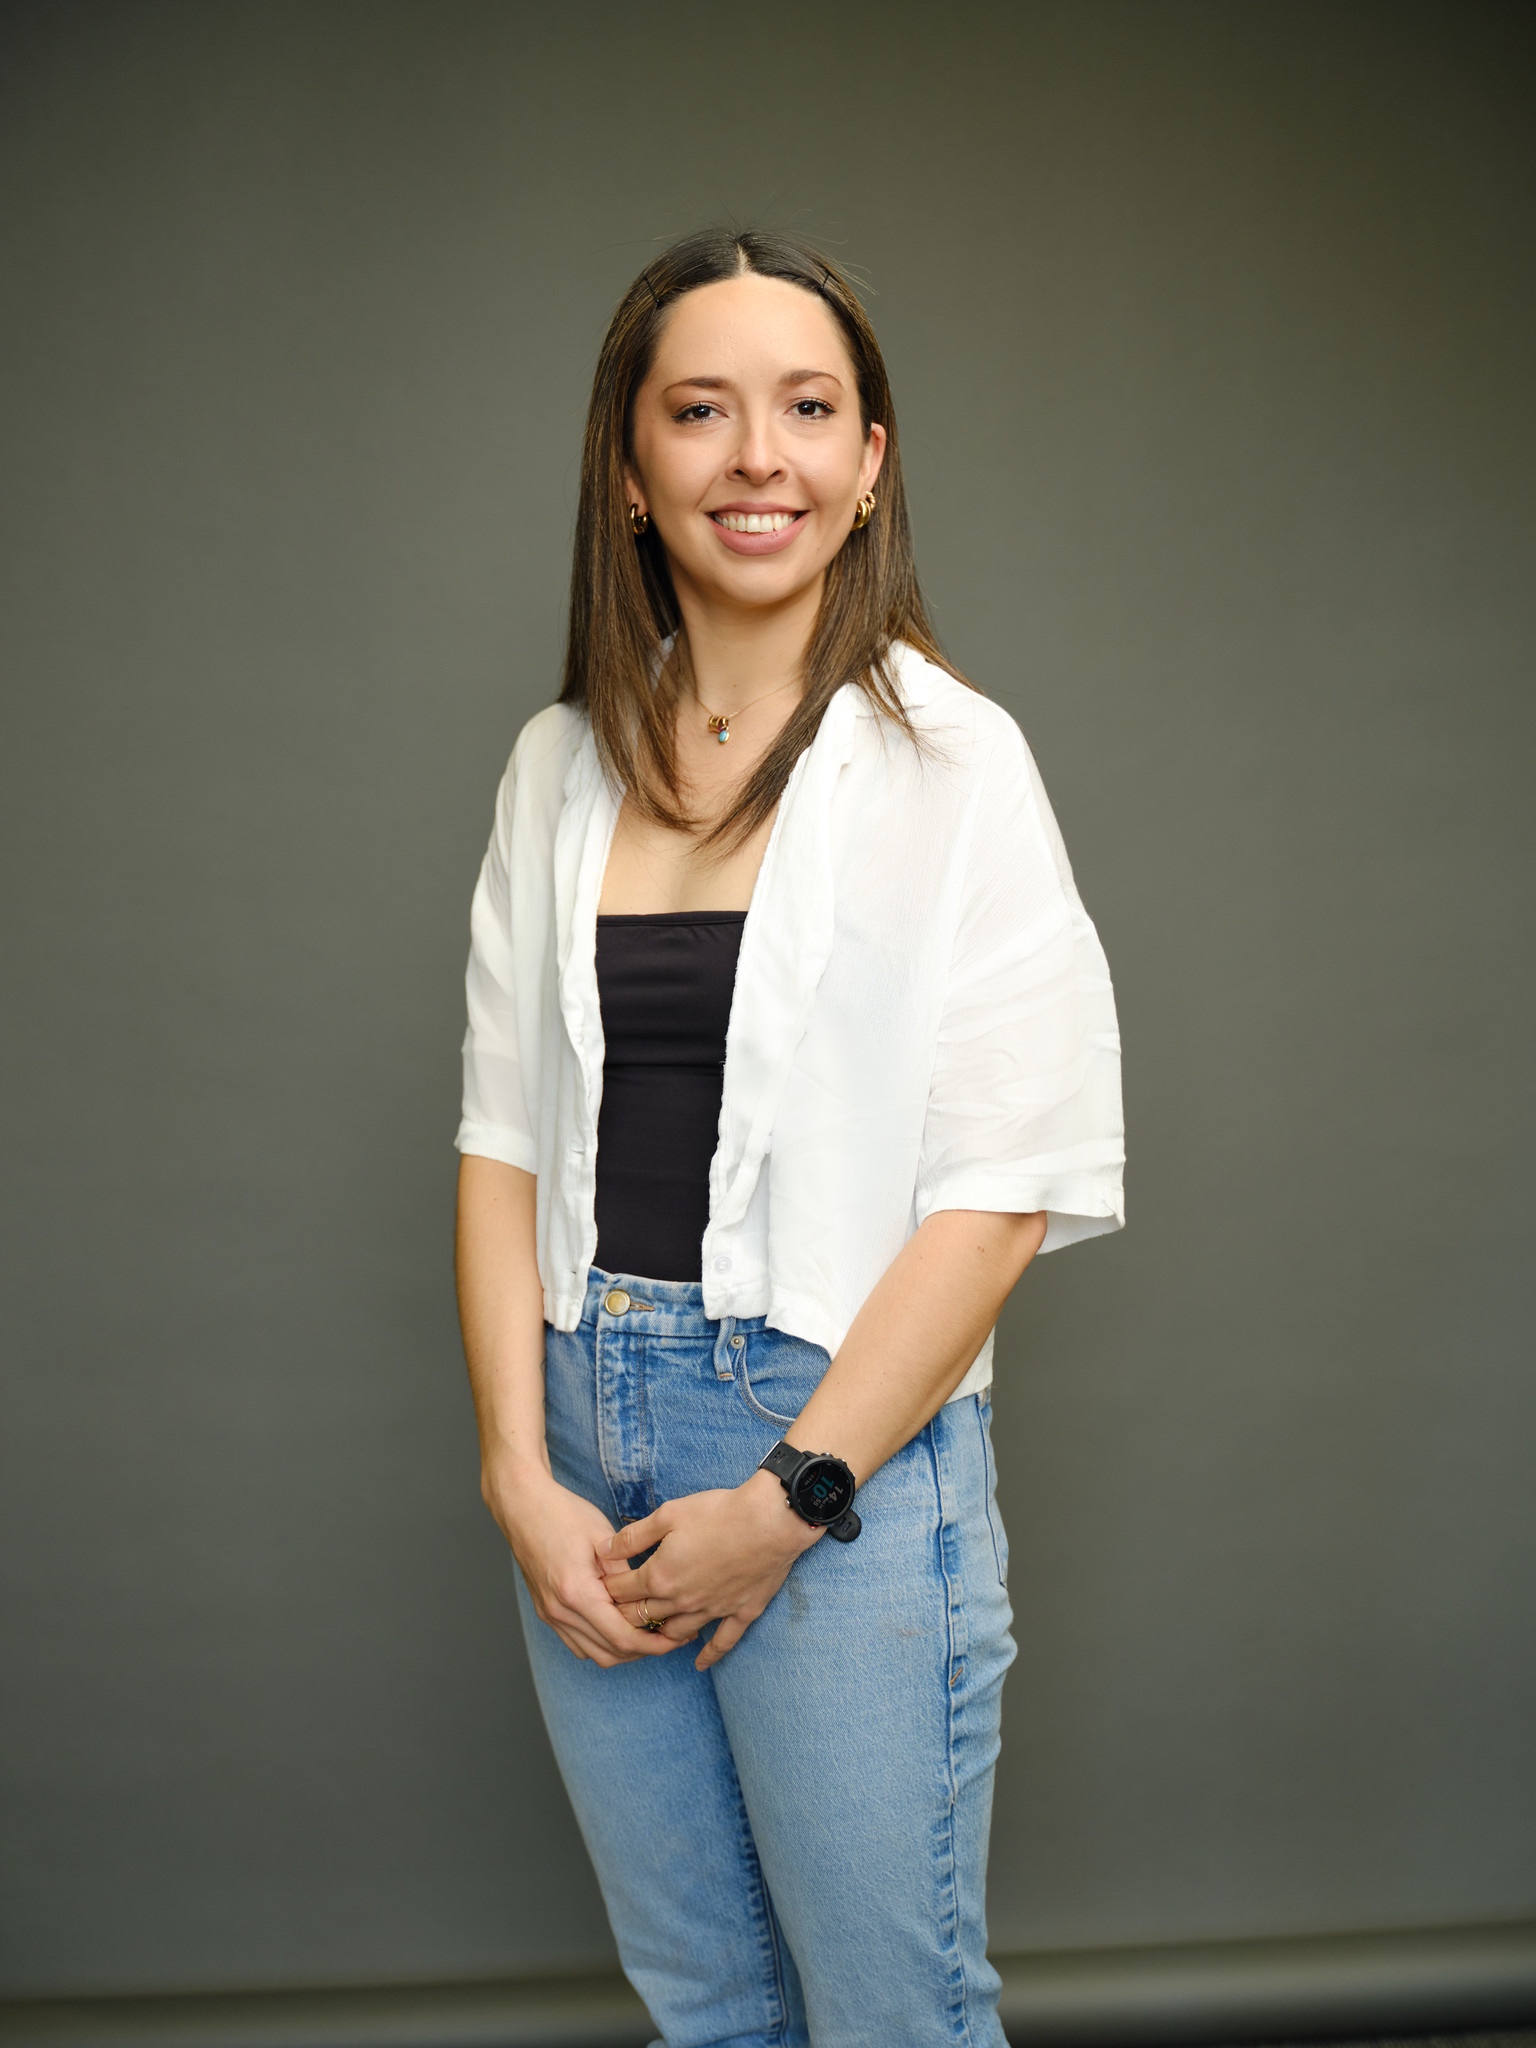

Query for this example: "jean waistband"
[577,1263,769,1338]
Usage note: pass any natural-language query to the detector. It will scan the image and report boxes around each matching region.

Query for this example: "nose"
[729,408,785,486]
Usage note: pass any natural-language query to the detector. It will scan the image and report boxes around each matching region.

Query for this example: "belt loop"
[713,1315,737,1382]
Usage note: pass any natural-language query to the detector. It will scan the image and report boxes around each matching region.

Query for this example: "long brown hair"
[557,227,968,853]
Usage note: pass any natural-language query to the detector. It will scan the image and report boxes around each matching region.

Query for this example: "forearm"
[783,1207,1047,1484]
[454,1154,551,1493]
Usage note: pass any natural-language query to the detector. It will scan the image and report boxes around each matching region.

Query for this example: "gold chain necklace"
[693,675,798,745]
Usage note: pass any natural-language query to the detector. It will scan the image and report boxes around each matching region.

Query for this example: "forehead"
[648,273,854,382]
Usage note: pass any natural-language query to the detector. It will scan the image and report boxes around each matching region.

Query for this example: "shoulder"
[878,643,1076,883]
[871,641,1031,777]
[508,700,585,783]
[482,702,588,854]
[495,701,585,803]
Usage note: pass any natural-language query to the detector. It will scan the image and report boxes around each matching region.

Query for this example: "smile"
[711,511,802,534]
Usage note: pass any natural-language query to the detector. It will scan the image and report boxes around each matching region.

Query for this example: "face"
[625,273,887,618]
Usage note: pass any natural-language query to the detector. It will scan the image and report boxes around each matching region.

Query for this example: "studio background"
[3,0,1533,2025]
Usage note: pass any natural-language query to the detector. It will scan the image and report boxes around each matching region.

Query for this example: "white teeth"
[715,511,797,534]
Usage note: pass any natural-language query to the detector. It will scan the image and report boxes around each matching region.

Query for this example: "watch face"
[791,1456,855,1524]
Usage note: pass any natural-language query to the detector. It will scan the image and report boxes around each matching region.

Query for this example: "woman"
[455,228,1123,2048]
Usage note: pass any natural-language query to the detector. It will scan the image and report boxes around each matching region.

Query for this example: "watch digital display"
[792,1457,855,1523]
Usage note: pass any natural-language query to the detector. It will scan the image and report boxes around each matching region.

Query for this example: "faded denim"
[516,1264,1017,2048]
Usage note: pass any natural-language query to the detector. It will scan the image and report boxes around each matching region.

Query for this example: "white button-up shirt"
[456,644,1124,1401]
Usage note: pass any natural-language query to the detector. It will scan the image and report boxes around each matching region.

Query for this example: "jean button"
[603,1288,631,1315]
[729,1334,745,1349]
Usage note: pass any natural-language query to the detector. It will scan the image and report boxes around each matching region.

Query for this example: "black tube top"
[593,910,747,1283]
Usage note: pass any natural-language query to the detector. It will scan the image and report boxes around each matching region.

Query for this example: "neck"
[668,570,823,718]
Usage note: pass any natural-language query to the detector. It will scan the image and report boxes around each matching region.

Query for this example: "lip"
[707,505,808,556]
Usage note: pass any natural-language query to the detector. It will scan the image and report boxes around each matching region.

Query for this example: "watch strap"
[758,1439,808,1486]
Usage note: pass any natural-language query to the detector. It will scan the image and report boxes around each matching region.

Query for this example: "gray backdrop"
[2,0,1532,2003]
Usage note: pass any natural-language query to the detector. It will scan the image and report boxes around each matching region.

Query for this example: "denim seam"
[634,1334,658,1517]
[728,1775,790,2043]
[594,1323,657,1522]
[928,1417,979,2048]
[977,1397,1008,1587]
[735,1380,798,1429]
[592,1320,626,1520]
[730,1338,801,1430]
[762,1890,797,2048]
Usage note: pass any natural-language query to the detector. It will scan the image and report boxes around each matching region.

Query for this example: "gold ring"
[637,1599,664,1634]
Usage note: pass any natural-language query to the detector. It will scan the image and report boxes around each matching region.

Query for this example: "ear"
[622,464,648,519]
[859,423,888,496]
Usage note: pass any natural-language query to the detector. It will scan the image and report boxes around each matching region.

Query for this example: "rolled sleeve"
[915,712,1125,1252]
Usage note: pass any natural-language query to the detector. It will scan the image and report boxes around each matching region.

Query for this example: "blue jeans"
[518,1264,1017,2048]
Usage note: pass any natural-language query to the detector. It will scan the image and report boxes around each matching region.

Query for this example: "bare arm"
[607,1205,1046,1668]
[455,1154,674,1667]
[782,1205,1047,1482]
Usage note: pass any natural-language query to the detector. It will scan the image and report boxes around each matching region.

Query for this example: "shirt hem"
[455,1121,538,1175]
[916,1170,1125,1252]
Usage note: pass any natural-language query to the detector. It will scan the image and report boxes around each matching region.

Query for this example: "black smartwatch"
[758,1440,861,1543]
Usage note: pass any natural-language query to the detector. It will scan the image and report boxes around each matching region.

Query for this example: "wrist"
[480,1440,556,1507]
[741,1468,825,1551]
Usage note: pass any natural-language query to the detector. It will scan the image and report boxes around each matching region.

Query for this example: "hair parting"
[557,227,969,854]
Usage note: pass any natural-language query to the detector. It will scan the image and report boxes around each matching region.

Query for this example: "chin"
[710,560,826,610]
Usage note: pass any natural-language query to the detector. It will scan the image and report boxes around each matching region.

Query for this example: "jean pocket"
[732,1328,830,1428]
[977,1395,1009,1586]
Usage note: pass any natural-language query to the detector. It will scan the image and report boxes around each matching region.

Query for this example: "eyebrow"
[662,367,846,395]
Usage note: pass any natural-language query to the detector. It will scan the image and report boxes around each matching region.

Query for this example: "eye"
[792,399,834,418]
[673,402,720,422]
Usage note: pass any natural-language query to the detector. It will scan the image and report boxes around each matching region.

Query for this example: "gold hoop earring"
[852,492,876,530]
[629,504,650,537]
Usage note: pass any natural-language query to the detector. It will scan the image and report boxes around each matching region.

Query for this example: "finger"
[579,1640,644,1669]
[549,1618,621,1663]
[616,1598,702,1644]
[537,1585,650,1663]
[658,1608,708,1644]
[594,1552,658,1608]
[613,1599,657,1630]
[613,1596,685,1642]
[564,1623,653,1665]
[605,1507,671,1562]
[696,1614,751,1671]
[566,1587,677,1661]
[611,1557,675,1606]
[546,1556,677,1660]
[545,1608,636,1663]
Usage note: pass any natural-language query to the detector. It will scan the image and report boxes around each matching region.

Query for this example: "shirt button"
[712,1256,732,1273]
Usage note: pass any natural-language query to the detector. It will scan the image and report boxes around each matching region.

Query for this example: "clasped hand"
[490,1455,820,1673]
[602,1471,824,1670]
